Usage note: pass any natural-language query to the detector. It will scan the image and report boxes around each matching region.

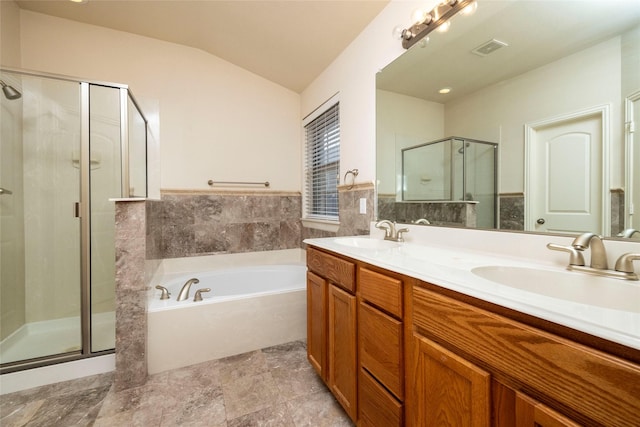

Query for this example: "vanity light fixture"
[399,0,476,49]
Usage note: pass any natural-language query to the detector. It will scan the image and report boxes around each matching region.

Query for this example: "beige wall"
[376,89,444,196]
[0,0,21,67]
[445,36,623,193]
[19,10,301,192]
[301,0,431,189]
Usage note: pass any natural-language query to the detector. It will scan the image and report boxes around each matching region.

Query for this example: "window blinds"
[304,102,340,220]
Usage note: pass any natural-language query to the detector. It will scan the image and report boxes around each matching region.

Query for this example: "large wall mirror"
[376,0,640,239]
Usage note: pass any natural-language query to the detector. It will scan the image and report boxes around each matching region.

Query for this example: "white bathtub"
[147,251,307,374]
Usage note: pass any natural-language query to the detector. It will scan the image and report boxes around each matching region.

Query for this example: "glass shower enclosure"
[402,136,498,228]
[0,68,147,373]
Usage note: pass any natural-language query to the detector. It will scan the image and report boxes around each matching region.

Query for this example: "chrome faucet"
[571,232,608,269]
[375,220,409,242]
[177,278,200,301]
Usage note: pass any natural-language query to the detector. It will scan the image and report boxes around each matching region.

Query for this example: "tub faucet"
[194,288,211,302]
[177,278,200,301]
[155,285,171,300]
[571,232,608,269]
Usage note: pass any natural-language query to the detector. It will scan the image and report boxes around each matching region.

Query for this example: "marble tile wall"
[499,193,524,231]
[611,189,625,236]
[159,191,302,258]
[301,184,375,240]
[376,194,476,227]
[114,200,148,391]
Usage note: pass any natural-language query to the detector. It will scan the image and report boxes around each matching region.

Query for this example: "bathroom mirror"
[376,0,640,238]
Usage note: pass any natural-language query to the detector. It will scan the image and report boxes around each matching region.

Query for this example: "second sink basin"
[472,266,640,313]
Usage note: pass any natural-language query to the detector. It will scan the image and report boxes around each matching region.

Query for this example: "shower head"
[0,80,22,100]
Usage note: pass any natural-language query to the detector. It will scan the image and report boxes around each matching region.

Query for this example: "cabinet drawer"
[359,301,403,399]
[358,368,403,427]
[413,284,640,427]
[359,267,402,318]
[307,247,355,293]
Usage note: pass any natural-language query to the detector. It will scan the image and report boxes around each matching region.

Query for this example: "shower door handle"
[0,187,13,195]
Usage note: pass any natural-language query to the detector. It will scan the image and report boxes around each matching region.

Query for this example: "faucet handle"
[546,243,585,266]
[396,227,409,242]
[155,285,171,300]
[614,253,640,274]
[375,220,393,238]
[194,288,211,302]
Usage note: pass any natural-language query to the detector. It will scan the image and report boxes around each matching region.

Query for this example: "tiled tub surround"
[301,183,375,240]
[379,190,627,234]
[114,200,151,391]
[159,190,303,258]
[377,194,477,227]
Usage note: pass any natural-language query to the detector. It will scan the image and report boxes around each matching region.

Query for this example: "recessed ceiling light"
[439,87,452,94]
[69,0,88,3]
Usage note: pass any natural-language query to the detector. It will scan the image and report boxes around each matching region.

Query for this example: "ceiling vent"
[472,39,508,57]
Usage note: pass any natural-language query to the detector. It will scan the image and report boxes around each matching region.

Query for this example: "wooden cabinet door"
[328,283,358,422]
[307,271,326,379]
[515,392,581,427]
[410,334,490,427]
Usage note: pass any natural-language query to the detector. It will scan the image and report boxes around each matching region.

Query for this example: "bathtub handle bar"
[207,180,270,188]
[194,288,211,302]
[155,285,171,300]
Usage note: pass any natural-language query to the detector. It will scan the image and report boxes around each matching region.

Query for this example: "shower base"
[0,311,114,365]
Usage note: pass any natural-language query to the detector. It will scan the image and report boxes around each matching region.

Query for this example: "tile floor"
[1,341,354,426]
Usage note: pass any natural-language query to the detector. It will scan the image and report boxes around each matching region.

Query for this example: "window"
[304,101,340,221]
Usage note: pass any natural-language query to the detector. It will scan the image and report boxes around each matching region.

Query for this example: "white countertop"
[304,234,640,351]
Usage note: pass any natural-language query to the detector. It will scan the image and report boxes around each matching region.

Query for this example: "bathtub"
[147,251,307,374]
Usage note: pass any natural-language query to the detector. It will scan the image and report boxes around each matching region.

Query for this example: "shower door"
[0,74,83,364]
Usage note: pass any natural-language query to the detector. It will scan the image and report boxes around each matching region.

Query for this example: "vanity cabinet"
[358,267,406,426]
[306,247,357,422]
[409,282,640,427]
[307,243,640,426]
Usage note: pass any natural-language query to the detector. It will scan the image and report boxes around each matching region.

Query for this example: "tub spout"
[177,278,199,301]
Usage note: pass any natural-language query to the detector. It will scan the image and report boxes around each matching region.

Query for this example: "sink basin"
[333,237,400,250]
[472,266,640,313]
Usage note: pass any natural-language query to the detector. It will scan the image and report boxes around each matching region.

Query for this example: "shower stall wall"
[401,136,498,228]
[0,68,147,373]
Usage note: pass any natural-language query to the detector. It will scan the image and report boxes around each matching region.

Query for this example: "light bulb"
[411,8,428,25]
[437,20,451,33]
[392,26,405,40]
[461,1,478,15]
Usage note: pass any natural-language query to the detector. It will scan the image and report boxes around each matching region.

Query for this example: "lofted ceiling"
[15,0,390,93]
